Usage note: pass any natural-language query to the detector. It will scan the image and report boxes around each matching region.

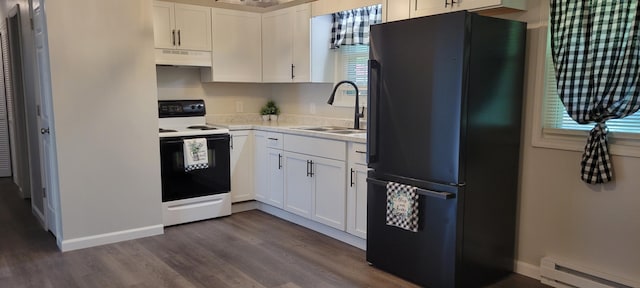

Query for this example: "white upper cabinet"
[153,1,212,51]
[410,0,526,18]
[262,8,294,82]
[384,0,411,22]
[203,8,262,82]
[262,5,312,83]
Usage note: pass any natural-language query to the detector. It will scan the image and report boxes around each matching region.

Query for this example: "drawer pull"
[268,137,279,141]
[355,150,366,154]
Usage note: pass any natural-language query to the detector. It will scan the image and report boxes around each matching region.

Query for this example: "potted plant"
[260,100,280,121]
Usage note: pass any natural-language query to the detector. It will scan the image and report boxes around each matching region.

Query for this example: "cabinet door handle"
[172,29,176,46]
[291,64,295,79]
[177,30,181,46]
[278,153,282,170]
[309,160,314,177]
[306,160,310,177]
[230,135,234,150]
[350,168,355,187]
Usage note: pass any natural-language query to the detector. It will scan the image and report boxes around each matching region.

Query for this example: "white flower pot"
[262,115,270,121]
[271,115,278,122]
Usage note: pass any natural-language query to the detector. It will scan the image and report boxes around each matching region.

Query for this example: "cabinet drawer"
[266,132,284,149]
[348,142,367,165]
[284,134,346,160]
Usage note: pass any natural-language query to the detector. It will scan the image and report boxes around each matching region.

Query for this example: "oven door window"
[160,135,230,202]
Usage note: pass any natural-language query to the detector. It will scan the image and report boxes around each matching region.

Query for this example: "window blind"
[542,30,640,134]
[338,44,369,97]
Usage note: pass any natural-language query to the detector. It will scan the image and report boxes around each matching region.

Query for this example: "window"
[334,44,369,101]
[542,29,640,135]
[534,26,640,157]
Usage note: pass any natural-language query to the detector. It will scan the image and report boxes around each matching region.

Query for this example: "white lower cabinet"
[347,142,368,239]
[284,151,346,230]
[266,148,284,208]
[230,130,254,203]
[254,131,267,202]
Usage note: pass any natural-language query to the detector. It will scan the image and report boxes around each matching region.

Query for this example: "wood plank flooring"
[0,178,548,287]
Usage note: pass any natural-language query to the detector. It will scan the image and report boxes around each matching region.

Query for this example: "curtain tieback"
[581,122,612,184]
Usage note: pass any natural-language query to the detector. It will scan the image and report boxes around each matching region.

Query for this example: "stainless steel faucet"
[327,80,365,130]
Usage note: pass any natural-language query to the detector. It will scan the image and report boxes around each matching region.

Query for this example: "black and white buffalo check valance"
[330,4,382,49]
[550,1,640,184]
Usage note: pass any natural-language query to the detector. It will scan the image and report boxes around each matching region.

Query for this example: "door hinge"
[42,187,46,198]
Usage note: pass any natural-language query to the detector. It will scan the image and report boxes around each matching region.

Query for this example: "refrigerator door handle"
[367,59,381,164]
[367,178,456,200]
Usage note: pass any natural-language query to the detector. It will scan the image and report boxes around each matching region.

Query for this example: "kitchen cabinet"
[254,131,285,208]
[347,142,367,239]
[384,0,411,22]
[201,8,262,82]
[153,1,211,51]
[230,130,254,203]
[283,134,347,230]
[409,0,526,18]
[262,4,333,83]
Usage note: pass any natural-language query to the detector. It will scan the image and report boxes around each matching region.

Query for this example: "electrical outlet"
[310,103,316,114]
[236,101,244,113]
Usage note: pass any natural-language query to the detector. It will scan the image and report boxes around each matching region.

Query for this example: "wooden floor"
[0,178,548,288]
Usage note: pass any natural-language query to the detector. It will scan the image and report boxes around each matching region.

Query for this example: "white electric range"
[158,100,231,226]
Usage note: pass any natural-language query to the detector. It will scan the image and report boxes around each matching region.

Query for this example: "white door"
[262,8,293,82]
[267,147,284,208]
[311,156,346,230]
[33,5,60,236]
[254,131,267,202]
[347,164,367,238]
[385,0,411,22]
[284,152,312,218]
[230,131,254,203]
[152,1,176,49]
[174,3,211,51]
[211,9,262,82]
[410,0,452,18]
[292,4,310,83]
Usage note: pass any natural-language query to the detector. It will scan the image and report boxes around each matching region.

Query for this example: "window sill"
[532,128,640,158]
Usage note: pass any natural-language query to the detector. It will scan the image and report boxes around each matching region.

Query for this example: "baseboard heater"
[540,257,640,288]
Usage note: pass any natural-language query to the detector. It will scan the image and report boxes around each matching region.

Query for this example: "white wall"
[156,66,355,119]
[498,0,640,281]
[45,0,163,247]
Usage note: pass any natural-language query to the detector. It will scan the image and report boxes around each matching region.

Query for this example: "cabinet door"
[211,9,262,82]
[267,148,284,208]
[312,156,346,230]
[254,131,267,202]
[410,0,452,18]
[292,4,311,83]
[347,164,367,238]
[284,152,312,218]
[456,0,525,12]
[230,131,254,203]
[153,1,175,49]
[174,3,212,51]
[385,0,411,22]
[262,8,293,82]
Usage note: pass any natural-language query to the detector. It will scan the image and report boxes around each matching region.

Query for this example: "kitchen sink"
[328,130,366,135]
[294,126,366,136]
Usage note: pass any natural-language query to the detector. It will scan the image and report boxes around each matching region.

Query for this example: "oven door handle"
[161,136,229,145]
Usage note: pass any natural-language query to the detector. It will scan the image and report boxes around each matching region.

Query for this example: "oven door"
[160,134,231,202]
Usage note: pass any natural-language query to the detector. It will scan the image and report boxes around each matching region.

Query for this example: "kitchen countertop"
[210,120,367,143]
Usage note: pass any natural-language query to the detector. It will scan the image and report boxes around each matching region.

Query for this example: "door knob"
[40,128,50,134]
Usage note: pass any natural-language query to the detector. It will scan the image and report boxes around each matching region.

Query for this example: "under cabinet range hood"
[155,49,212,67]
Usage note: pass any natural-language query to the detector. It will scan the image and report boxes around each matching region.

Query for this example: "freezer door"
[368,12,468,185]
[366,176,459,288]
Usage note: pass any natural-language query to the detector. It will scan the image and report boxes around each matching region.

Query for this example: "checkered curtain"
[330,4,382,49]
[550,1,640,184]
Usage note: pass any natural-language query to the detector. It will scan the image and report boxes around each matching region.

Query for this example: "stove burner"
[187,125,217,130]
[159,128,177,133]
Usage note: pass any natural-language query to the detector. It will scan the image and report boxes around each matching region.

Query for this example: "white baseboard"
[515,260,541,280]
[256,202,366,250]
[60,225,164,252]
[232,201,259,213]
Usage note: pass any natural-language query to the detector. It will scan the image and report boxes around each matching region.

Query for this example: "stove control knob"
[190,105,196,110]
[197,104,203,109]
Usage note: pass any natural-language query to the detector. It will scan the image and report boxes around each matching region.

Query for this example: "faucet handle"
[359,106,365,118]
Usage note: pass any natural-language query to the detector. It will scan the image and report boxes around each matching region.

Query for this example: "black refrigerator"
[366,11,526,288]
